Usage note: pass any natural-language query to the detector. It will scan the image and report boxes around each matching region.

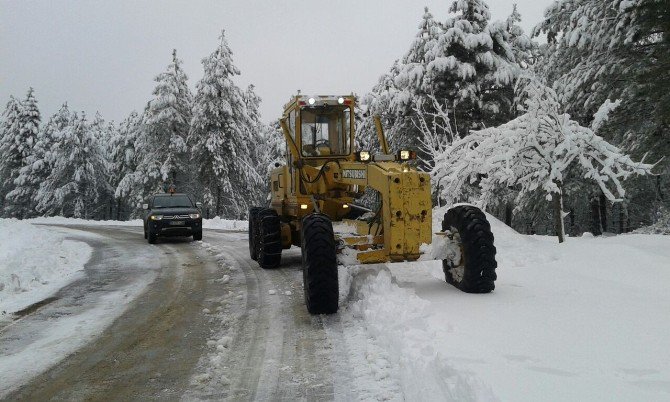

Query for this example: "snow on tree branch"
[430,76,655,241]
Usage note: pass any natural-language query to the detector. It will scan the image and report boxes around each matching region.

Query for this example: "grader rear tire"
[257,208,282,269]
[442,205,497,293]
[248,207,264,261]
[301,213,339,314]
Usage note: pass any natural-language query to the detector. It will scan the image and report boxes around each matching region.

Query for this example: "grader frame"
[249,94,497,314]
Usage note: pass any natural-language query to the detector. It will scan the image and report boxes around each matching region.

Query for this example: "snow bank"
[335,205,670,401]
[202,217,246,231]
[27,216,143,227]
[0,219,91,314]
[337,266,496,401]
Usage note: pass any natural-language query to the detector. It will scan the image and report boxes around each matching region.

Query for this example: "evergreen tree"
[1,88,41,217]
[505,4,535,69]
[243,84,273,206]
[113,111,143,218]
[534,0,669,230]
[365,0,524,163]
[141,49,193,190]
[0,96,22,213]
[5,104,69,218]
[189,30,256,218]
[36,113,112,218]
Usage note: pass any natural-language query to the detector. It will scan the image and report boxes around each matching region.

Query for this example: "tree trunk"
[504,202,513,227]
[590,194,603,236]
[619,200,629,233]
[553,182,566,243]
[599,192,608,232]
[216,185,222,217]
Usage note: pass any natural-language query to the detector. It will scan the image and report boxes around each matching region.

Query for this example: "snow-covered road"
[1,216,669,401]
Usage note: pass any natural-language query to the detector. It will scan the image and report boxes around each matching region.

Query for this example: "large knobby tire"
[442,205,497,293]
[301,213,339,314]
[257,208,282,269]
[248,207,264,260]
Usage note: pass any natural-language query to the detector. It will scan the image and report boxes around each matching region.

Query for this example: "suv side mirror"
[142,203,149,210]
[196,202,202,209]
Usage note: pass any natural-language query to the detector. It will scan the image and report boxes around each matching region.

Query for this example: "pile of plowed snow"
[0,219,91,315]
[333,206,670,401]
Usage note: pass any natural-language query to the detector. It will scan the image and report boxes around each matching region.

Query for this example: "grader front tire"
[442,205,497,293]
[257,209,282,269]
[301,213,339,315]
[248,207,264,261]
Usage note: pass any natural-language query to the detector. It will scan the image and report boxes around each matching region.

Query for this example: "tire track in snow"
[185,231,339,401]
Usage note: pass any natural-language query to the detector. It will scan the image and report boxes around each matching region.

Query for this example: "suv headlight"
[189,213,201,219]
[150,215,163,221]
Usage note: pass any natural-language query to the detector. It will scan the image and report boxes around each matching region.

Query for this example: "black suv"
[143,193,203,244]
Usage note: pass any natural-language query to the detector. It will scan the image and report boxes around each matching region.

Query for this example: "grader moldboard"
[248,94,497,314]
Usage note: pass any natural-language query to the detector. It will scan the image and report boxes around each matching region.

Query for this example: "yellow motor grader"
[248,94,497,314]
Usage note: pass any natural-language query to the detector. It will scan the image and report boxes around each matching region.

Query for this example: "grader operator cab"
[248,94,497,314]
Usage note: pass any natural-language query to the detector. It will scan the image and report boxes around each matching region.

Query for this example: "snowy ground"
[0,219,91,317]
[332,207,670,401]
[2,213,669,401]
[1,216,243,318]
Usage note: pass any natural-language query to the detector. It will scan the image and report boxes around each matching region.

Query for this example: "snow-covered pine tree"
[432,77,656,242]
[113,111,143,218]
[141,49,193,192]
[367,0,524,167]
[422,0,518,135]
[533,0,669,230]
[362,61,403,151]
[254,120,285,205]
[243,84,274,206]
[386,7,442,151]
[36,112,112,218]
[504,4,535,70]
[5,104,70,218]
[1,88,41,217]
[189,30,256,218]
[0,96,22,213]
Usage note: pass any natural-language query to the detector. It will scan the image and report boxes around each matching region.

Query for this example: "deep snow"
[333,207,670,401]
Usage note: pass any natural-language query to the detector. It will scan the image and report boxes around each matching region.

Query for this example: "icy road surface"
[1,216,670,401]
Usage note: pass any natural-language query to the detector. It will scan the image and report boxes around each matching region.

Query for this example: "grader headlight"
[356,151,371,162]
[397,150,417,161]
[337,97,345,104]
[308,97,316,105]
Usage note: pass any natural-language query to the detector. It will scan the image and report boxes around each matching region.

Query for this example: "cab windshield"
[153,195,193,208]
[300,105,351,157]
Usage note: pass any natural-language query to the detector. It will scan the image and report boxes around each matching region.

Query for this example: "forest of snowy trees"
[359,0,668,236]
[1,0,668,237]
[0,31,282,220]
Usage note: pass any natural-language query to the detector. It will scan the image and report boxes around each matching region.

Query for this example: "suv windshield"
[152,195,193,208]
[300,105,351,157]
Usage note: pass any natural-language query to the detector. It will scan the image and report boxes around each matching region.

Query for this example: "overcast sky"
[1,0,551,125]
